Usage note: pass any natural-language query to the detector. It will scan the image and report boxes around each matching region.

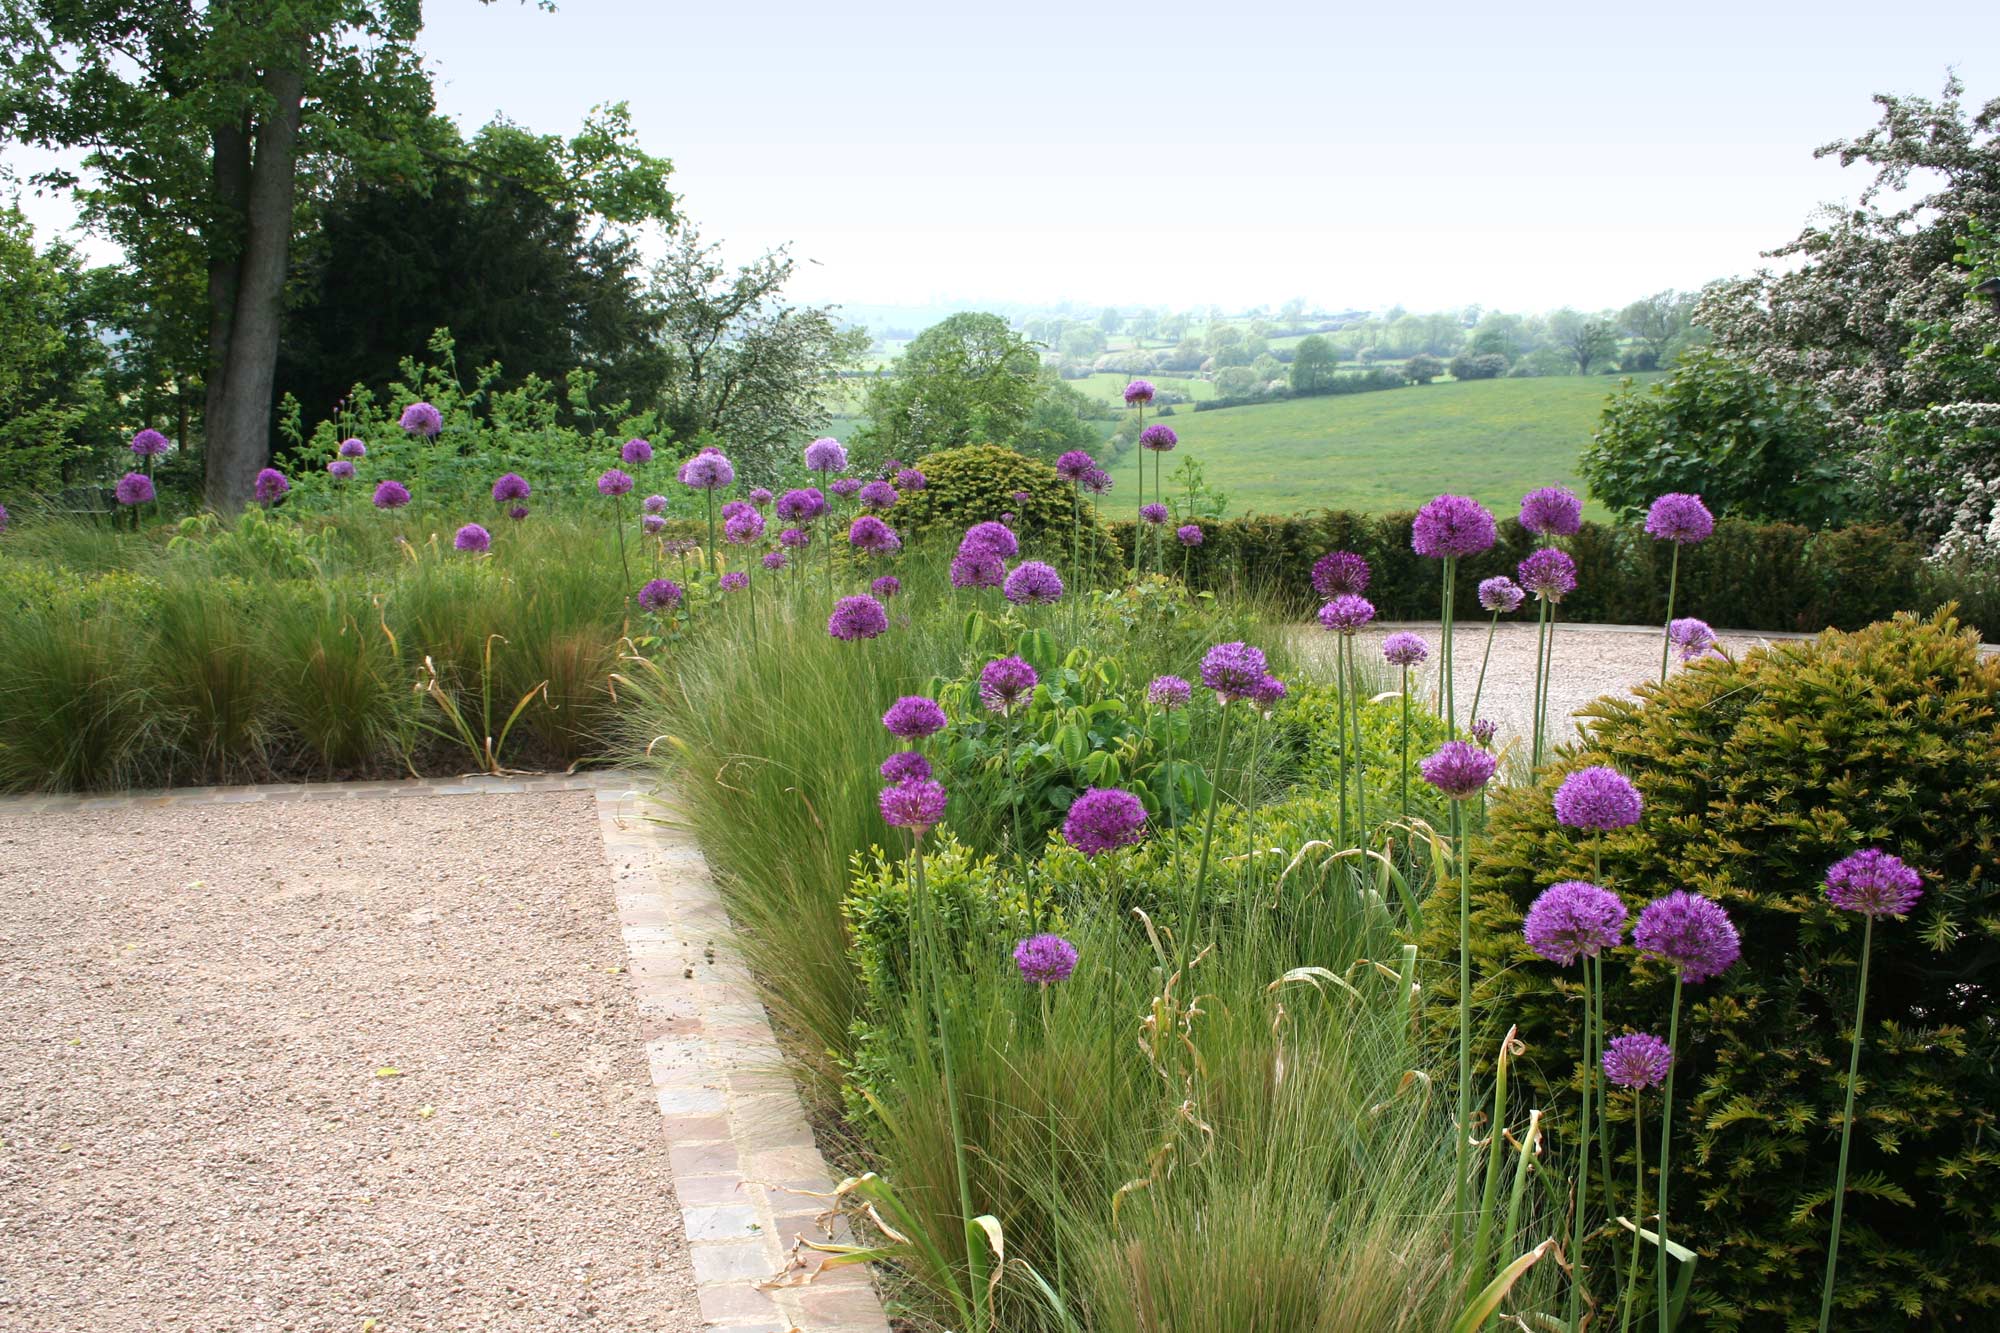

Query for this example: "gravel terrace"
[0,790,702,1333]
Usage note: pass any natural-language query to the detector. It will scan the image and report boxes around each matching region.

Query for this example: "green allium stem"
[1656,974,1683,1333]
[1453,794,1472,1264]
[1188,699,1236,975]
[1468,609,1500,731]
[1335,635,1352,847]
[1621,1092,1647,1333]
[1399,664,1411,820]
[613,493,631,592]
[1818,913,1875,1333]
[1441,557,1458,732]
[1659,545,1681,684]
[1531,597,1550,768]
[1569,957,1596,1327]
[1350,634,1367,843]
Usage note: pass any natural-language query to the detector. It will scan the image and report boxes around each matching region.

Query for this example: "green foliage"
[0,206,115,494]
[884,444,1123,570]
[1289,333,1340,392]
[1582,347,1849,525]
[860,313,1044,458]
[1449,352,1507,381]
[1458,611,2000,1328]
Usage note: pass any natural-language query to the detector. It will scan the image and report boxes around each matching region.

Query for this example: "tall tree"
[1548,309,1617,374]
[861,312,1041,458]
[1289,334,1339,392]
[1617,290,1696,364]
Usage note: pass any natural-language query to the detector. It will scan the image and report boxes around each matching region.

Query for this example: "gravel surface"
[0,792,701,1333]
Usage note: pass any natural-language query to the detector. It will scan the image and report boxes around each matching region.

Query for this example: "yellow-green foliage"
[1455,610,2000,1329]
[888,443,1123,574]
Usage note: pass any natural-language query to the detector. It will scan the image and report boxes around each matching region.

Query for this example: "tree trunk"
[203,114,250,462]
[204,59,304,512]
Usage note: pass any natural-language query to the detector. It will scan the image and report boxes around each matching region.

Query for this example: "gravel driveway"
[0,791,701,1332]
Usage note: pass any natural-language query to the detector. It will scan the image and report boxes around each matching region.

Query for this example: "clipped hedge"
[1451,611,2000,1328]
[1120,511,1935,635]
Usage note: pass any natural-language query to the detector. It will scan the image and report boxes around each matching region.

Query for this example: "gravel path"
[0,791,701,1333]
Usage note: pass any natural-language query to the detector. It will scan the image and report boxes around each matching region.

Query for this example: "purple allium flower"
[720,571,749,592]
[508,505,529,521]
[979,655,1040,714]
[1056,450,1095,482]
[804,437,848,473]
[1014,934,1079,985]
[1823,848,1924,917]
[1645,492,1714,544]
[329,459,356,479]
[949,551,1006,588]
[1411,494,1498,560]
[399,402,442,437]
[883,695,948,739]
[254,468,289,503]
[881,751,932,783]
[1478,577,1526,614]
[858,480,899,510]
[1003,560,1064,605]
[762,550,788,570]
[1382,631,1428,667]
[1000,512,1017,525]
[1139,423,1178,451]
[373,480,411,509]
[830,476,863,499]
[598,468,635,497]
[1668,617,1717,663]
[1553,766,1643,832]
[1311,551,1370,598]
[775,487,827,522]
[1062,787,1148,857]
[1080,467,1113,495]
[1123,379,1155,405]
[641,513,667,534]
[1317,594,1376,634]
[621,437,654,466]
[1200,641,1268,704]
[1250,674,1288,711]
[1147,675,1192,710]
[338,437,367,459]
[849,515,902,555]
[1010,489,1031,505]
[961,520,1020,559]
[637,578,683,613]
[115,472,154,505]
[749,486,774,507]
[1420,741,1498,798]
[646,494,673,516]
[1602,1033,1673,1090]
[872,574,901,598]
[492,473,531,503]
[1177,523,1203,546]
[1520,486,1583,537]
[1518,547,1578,602]
[880,778,948,833]
[664,537,700,558]
[454,523,491,554]
[894,468,927,491]
[130,428,169,457]
[1523,880,1628,965]
[829,595,890,641]
[725,509,767,544]
[1139,503,1169,525]
[1633,891,1740,983]
[679,450,734,489]
[779,527,811,550]
[721,499,753,520]
[1471,718,1498,747]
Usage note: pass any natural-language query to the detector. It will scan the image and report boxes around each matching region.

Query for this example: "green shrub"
[1457,610,2000,1328]
[887,443,1123,575]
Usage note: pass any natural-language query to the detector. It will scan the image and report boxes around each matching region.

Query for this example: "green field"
[1125,374,1657,517]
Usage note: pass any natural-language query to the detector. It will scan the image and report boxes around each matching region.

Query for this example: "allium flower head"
[373,480,411,509]
[775,487,827,522]
[1382,631,1428,667]
[779,526,811,549]
[1520,486,1583,536]
[645,494,672,515]
[1014,934,1079,985]
[621,437,654,465]
[1055,450,1095,482]
[725,509,766,544]
[328,459,356,479]
[979,656,1040,714]
[872,574,901,598]
[950,551,1005,588]
[679,450,734,489]
[507,504,529,521]
[1123,379,1155,405]
[849,515,902,555]
[637,578,683,612]
[1010,489,1031,504]
[749,486,774,507]
[1420,741,1498,798]
[254,468,289,503]
[883,695,947,739]
[1471,718,1498,747]
[454,523,491,553]
[1139,503,1169,525]
[130,428,169,457]
[1553,766,1643,831]
[641,513,667,534]
[399,402,442,437]
[338,438,367,459]
[1478,577,1526,613]
[858,480,899,510]
[719,571,749,592]
[762,550,787,570]
[115,472,155,505]
[1004,560,1064,605]
[1823,848,1924,917]
[1518,547,1578,602]
[1317,594,1376,634]
[1080,467,1113,495]
[1147,675,1192,710]
[1523,880,1628,965]
[1200,641,1268,703]
[1177,523,1203,547]
[1139,424,1178,451]
[1411,494,1498,560]
[598,468,634,497]
[1311,551,1370,598]
[828,594,890,641]
[894,467,927,491]
[492,473,531,503]
[1645,492,1714,544]
[1668,617,1716,662]
[879,778,949,833]
[804,436,849,472]
[830,477,863,498]
[881,751,932,783]
[1603,1033,1673,1090]
[1062,787,1148,856]
[664,537,699,558]
[1250,674,1288,711]
[961,520,1019,559]
[1633,891,1740,983]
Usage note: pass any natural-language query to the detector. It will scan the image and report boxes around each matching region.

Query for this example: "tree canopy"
[861,312,1043,458]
